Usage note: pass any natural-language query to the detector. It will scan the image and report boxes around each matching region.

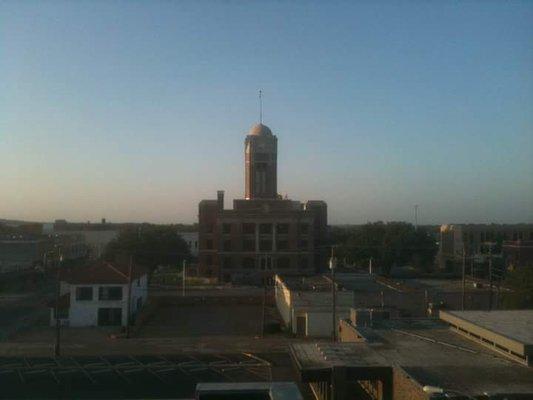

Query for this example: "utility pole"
[414,204,419,230]
[261,276,267,338]
[182,259,187,297]
[488,245,493,311]
[461,248,466,311]
[125,255,133,338]
[330,246,336,343]
[54,249,62,357]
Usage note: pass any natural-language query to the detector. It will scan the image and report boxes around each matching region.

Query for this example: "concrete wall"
[392,368,428,400]
[305,309,351,337]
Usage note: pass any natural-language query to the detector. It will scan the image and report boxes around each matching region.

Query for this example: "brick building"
[198,123,328,284]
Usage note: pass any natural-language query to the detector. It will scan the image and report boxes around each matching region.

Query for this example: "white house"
[49,261,148,327]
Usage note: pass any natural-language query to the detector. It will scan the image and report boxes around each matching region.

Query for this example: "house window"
[276,223,289,235]
[242,257,255,269]
[242,223,255,235]
[243,239,255,252]
[76,287,93,301]
[223,239,232,251]
[99,286,123,301]
[222,223,232,234]
[299,223,309,235]
[277,257,291,269]
[259,223,273,234]
[259,239,272,251]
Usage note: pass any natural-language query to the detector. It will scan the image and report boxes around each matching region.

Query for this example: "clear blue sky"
[1,1,532,224]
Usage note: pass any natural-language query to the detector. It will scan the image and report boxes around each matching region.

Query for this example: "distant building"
[49,261,148,327]
[438,223,533,271]
[178,231,199,257]
[0,238,49,273]
[198,123,328,284]
[52,219,120,259]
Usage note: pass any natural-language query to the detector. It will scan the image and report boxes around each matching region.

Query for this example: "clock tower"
[244,123,278,200]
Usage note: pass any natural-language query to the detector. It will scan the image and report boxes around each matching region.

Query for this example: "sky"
[1,1,532,225]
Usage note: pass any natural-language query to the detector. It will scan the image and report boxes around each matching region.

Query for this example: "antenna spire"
[259,89,263,124]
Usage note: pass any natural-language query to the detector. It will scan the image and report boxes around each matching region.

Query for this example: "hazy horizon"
[2,2,532,225]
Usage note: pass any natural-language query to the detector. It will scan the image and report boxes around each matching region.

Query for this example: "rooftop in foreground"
[291,318,533,398]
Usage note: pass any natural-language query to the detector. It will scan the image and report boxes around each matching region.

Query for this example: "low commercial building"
[439,309,533,366]
[49,261,148,327]
[292,311,533,399]
[275,274,354,337]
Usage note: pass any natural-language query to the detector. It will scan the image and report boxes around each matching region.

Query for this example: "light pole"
[54,249,63,357]
[330,246,337,343]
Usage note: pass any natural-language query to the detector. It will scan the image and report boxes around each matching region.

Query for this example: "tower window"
[242,223,255,235]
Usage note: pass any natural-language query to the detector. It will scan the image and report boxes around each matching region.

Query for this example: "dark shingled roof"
[61,261,148,285]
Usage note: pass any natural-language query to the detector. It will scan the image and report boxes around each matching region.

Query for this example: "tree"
[103,225,190,273]
[335,222,437,275]
[501,268,533,309]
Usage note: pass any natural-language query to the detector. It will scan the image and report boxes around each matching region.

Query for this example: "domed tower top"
[248,123,273,137]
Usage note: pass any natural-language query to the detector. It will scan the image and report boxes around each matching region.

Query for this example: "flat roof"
[442,310,533,345]
[440,310,533,357]
[291,319,533,396]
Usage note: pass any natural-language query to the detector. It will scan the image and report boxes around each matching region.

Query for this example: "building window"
[223,239,232,251]
[299,223,309,235]
[99,286,123,301]
[242,257,255,269]
[206,239,213,250]
[243,239,255,251]
[242,223,255,235]
[276,223,289,234]
[76,287,93,301]
[259,223,273,234]
[222,223,232,234]
[204,255,213,266]
[298,240,308,250]
[259,239,273,252]
[204,223,214,233]
[223,256,233,269]
[277,240,289,251]
[277,257,290,269]
[298,256,309,270]
[260,256,272,270]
